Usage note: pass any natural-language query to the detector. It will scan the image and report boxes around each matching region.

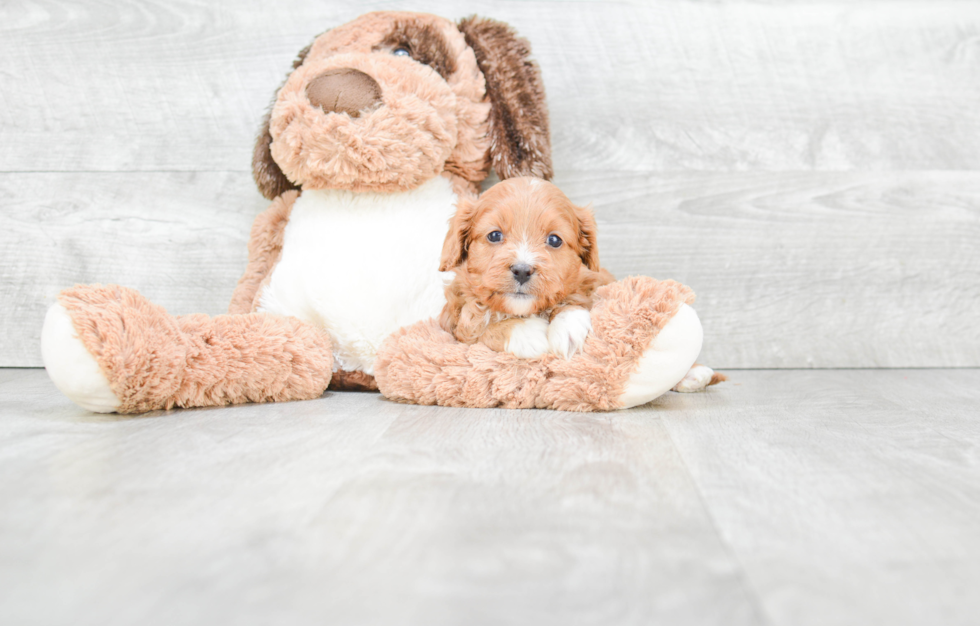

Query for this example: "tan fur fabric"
[375,277,695,411]
[330,369,380,392]
[59,284,333,414]
[229,190,298,314]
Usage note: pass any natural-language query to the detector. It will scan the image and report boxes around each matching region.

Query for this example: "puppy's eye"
[392,47,411,57]
[487,231,503,243]
[547,234,563,248]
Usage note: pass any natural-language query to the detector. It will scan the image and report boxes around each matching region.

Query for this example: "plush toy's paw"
[505,317,550,358]
[672,364,717,393]
[41,303,121,413]
[617,303,704,409]
[547,308,592,359]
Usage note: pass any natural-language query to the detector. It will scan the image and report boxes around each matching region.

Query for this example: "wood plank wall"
[2,0,978,368]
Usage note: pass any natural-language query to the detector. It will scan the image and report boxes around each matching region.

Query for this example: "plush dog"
[41,11,714,414]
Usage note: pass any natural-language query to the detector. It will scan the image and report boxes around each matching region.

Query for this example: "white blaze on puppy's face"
[503,238,542,314]
[513,239,540,268]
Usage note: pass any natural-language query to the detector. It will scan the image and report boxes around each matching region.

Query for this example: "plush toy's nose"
[305,69,382,118]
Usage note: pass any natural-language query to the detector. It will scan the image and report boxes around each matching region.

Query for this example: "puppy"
[439,177,614,359]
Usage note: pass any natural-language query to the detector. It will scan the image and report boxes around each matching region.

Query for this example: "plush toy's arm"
[376,277,704,411]
[229,190,299,314]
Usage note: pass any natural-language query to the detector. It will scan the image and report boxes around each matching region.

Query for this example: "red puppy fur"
[439,177,615,359]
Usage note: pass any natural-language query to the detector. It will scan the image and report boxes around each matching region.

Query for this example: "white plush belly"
[257,177,457,375]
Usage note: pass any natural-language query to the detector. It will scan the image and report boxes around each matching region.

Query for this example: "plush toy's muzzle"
[269,49,460,193]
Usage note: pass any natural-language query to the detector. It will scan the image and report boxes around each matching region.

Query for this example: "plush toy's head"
[253,12,553,199]
[439,177,601,316]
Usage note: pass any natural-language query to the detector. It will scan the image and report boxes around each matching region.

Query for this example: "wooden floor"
[2,367,978,625]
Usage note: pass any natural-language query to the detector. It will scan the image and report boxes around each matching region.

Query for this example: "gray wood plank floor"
[2,368,978,625]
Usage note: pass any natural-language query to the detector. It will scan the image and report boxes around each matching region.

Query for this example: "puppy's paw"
[505,317,550,359]
[672,364,716,393]
[547,307,592,359]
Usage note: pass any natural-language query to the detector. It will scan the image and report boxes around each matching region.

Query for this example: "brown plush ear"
[458,16,553,181]
[575,205,601,271]
[439,196,481,271]
[252,44,312,200]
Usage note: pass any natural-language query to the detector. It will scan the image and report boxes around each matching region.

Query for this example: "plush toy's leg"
[616,304,703,407]
[375,277,705,411]
[541,278,702,410]
[41,284,333,414]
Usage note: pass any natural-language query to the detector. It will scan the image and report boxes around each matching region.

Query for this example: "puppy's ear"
[458,16,553,181]
[575,205,601,271]
[252,43,312,200]
[440,196,480,271]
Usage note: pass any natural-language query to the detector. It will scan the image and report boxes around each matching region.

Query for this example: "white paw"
[504,316,550,359]
[41,303,121,413]
[672,365,715,393]
[547,308,592,359]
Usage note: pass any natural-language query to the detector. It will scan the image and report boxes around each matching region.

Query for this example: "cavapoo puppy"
[439,177,615,358]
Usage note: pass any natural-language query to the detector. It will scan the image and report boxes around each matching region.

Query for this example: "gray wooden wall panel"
[4,170,977,368]
[573,171,980,369]
[2,0,978,368]
[2,1,978,172]
[1,173,258,366]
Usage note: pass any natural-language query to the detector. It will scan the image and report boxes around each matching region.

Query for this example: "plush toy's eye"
[547,234,563,248]
[487,231,503,243]
[392,47,411,57]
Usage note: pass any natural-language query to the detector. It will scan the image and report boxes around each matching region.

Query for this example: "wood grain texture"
[660,368,980,626]
[3,170,977,367]
[0,172,262,366]
[2,368,979,624]
[561,170,980,369]
[1,1,978,172]
[0,369,764,626]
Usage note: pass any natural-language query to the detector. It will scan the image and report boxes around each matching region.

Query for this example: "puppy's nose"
[511,264,535,285]
[306,69,382,118]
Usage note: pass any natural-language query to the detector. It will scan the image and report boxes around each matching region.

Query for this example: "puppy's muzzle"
[511,264,534,286]
[306,69,383,118]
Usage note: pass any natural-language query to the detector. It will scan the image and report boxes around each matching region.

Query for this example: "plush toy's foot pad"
[618,304,703,408]
[41,303,121,413]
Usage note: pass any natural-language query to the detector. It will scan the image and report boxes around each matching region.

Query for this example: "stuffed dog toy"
[41,11,714,414]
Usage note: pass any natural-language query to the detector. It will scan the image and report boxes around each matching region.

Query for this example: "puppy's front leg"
[547,306,592,359]
[480,317,550,359]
